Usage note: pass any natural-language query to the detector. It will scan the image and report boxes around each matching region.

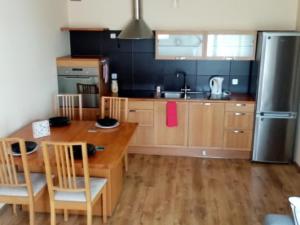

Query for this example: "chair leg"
[64,209,68,221]
[50,203,56,225]
[102,186,107,224]
[29,202,35,225]
[13,204,17,215]
[124,152,128,172]
[87,204,92,225]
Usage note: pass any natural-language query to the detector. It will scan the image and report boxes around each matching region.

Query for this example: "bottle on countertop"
[111,73,119,94]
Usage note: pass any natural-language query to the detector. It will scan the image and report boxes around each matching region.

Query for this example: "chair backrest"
[42,142,91,202]
[56,94,83,120]
[77,83,99,94]
[0,138,33,196]
[101,96,128,122]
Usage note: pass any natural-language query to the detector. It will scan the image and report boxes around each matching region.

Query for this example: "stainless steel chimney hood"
[118,0,153,39]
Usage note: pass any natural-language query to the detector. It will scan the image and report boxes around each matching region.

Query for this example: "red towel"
[166,101,178,127]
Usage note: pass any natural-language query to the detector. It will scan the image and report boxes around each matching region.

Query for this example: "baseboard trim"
[128,146,251,159]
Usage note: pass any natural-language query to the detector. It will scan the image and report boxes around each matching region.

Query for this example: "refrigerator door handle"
[259,112,297,119]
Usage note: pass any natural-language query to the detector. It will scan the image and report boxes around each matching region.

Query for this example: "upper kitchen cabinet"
[155,31,205,60]
[206,31,257,60]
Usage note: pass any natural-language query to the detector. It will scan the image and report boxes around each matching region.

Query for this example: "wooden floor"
[1,154,300,225]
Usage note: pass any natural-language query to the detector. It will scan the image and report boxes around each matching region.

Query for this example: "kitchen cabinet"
[155,31,205,60]
[154,101,188,146]
[224,130,253,150]
[128,98,255,158]
[188,102,225,148]
[128,100,155,146]
[206,32,257,60]
[223,102,255,151]
[155,31,257,60]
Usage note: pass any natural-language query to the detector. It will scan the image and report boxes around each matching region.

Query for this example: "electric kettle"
[209,77,224,95]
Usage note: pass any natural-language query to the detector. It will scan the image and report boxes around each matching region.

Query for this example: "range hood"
[118,0,153,39]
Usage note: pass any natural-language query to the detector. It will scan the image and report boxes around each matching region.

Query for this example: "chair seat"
[54,177,107,202]
[264,214,295,225]
[0,173,46,197]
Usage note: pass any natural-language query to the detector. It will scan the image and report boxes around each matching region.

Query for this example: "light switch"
[232,79,239,85]
[110,33,117,39]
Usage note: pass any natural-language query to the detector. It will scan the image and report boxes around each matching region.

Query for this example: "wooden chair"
[101,96,128,122]
[100,96,129,172]
[56,94,83,120]
[0,138,47,225]
[42,141,107,225]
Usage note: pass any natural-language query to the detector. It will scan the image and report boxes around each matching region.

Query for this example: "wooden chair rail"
[56,94,83,120]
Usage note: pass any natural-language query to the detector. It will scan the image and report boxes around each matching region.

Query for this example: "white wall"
[68,0,298,30]
[0,0,70,137]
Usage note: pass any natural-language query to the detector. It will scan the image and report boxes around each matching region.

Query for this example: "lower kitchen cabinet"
[128,98,255,158]
[128,100,155,146]
[188,102,225,148]
[223,102,255,151]
[224,129,253,150]
[224,111,254,130]
[154,101,188,146]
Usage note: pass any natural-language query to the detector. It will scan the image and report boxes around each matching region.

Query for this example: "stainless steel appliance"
[57,57,109,108]
[252,32,300,163]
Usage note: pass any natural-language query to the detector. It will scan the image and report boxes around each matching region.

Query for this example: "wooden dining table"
[10,120,137,216]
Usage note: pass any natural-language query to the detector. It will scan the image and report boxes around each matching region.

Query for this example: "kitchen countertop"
[116,90,255,102]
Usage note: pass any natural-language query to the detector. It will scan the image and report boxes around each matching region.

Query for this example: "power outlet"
[110,33,117,39]
[232,79,239,85]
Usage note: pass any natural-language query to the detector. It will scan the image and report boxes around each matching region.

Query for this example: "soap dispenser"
[111,73,119,94]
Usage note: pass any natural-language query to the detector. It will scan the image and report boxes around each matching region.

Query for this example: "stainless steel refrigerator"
[252,32,300,163]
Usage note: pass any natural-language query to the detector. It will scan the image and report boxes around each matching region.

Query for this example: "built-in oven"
[57,67,100,108]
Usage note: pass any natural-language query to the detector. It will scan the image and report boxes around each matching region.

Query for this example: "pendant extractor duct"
[118,0,153,39]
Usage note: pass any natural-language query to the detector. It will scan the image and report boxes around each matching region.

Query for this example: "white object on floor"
[289,197,300,225]
[0,203,4,209]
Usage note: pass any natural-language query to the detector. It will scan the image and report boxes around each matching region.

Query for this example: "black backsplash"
[70,31,252,93]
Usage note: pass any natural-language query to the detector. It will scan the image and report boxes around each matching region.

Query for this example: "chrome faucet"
[176,72,191,99]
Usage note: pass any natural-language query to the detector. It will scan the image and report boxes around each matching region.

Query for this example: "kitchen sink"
[161,91,184,99]
[161,91,209,99]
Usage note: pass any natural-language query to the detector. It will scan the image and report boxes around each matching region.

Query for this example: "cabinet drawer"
[224,112,254,129]
[224,129,253,150]
[128,100,154,110]
[128,109,153,126]
[225,102,255,112]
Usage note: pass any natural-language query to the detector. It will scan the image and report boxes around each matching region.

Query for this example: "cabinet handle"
[235,103,246,107]
[203,103,211,106]
[234,112,246,116]
[129,110,136,112]
[233,130,244,134]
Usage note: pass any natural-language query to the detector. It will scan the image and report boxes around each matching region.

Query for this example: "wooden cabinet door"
[188,102,225,148]
[206,32,257,60]
[224,130,252,150]
[128,109,154,146]
[156,31,205,60]
[154,101,188,146]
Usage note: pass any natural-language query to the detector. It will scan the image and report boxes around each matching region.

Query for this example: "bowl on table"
[11,141,38,156]
[95,118,119,129]
[49,116,70,127]
[73,143,96,160]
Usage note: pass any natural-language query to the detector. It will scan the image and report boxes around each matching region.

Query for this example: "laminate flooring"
[1,154,300,225]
